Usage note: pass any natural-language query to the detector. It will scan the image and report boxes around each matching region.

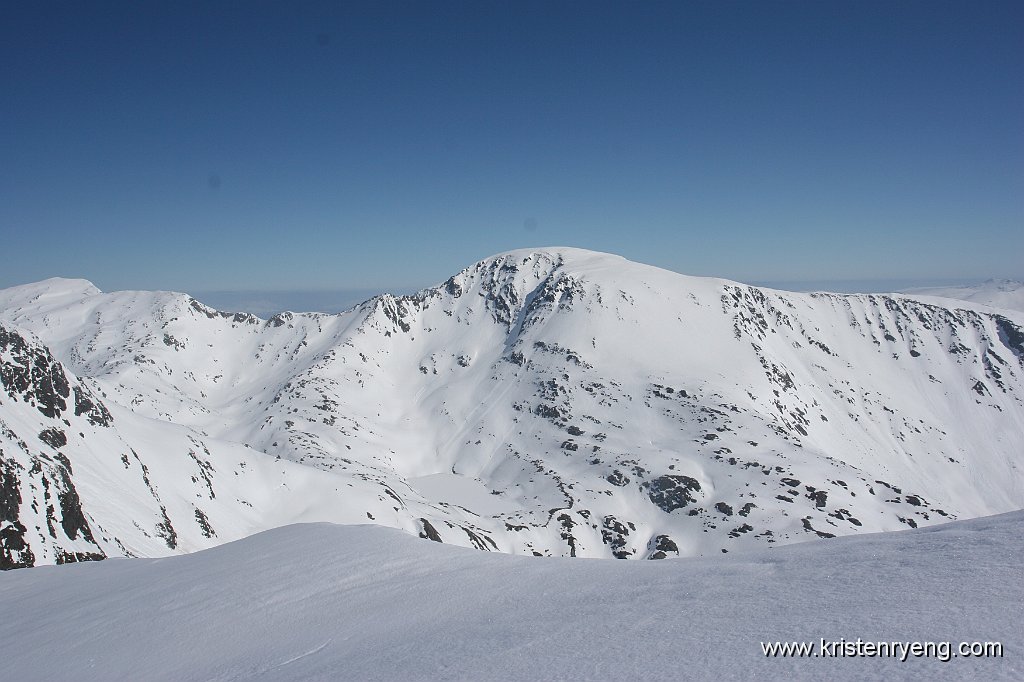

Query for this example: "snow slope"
[901,279,1024,314]
[0,323,486,568]
[0,511,1019,681]
[2,249,1023,566]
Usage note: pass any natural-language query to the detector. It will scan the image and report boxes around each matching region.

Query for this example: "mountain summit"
[2,248,1022,567]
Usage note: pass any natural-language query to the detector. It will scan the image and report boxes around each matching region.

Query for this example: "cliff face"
[0,324,106,568]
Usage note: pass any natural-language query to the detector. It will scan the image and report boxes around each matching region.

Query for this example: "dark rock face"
[0,325,110,428]
[728,524,754,538]
[443,276,463,298]
[418,518,443,542]
[38,427,67,450]
[0,447,104,569]
[0,457,34,570]
[461,526,497,551]
[644,475,703,512]
[605,470,630,487]
[534,404,562,420]
[1,326,111,568]
[154,507,177,550]
[994,315,1024,363]
[73,386,112,427]
[0,325,70,419]
[51,454,97,544]
[556,512,578,557]
[188,298,261,327]
[194,508,216,538]
[801,517,836,539]
[55,549,105,564]
[647,534,679,560]
[601,515,634,559]
[268,312,292,328]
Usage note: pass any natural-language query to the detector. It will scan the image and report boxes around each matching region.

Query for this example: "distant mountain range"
[899,279,1024,314]
[2,248,1022,568]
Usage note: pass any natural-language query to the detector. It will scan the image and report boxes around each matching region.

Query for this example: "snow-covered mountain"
[901,279,1024,314]
[2,248,1023,567]
[1,511,1020,680]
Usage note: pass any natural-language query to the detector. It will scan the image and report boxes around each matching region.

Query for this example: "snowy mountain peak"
[0,277,101,311]
[472,246,626,270]
[2,252,1023,567]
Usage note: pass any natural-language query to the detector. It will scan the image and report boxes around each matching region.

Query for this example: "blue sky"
[2,1,1022,299]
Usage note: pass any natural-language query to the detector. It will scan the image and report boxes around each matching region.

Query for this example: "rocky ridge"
[1,248,1022,567]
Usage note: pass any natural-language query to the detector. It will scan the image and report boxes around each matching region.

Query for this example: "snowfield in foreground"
[1,511,1020,681]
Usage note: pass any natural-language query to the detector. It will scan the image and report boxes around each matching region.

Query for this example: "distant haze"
[190,277,1003,317]
[189,289,391,318]
[752,277,1001,295]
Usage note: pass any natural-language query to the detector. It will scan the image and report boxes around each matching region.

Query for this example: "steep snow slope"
[0,511,1020,681]
[0,323,490,568]
[2,249,1023,565]
[901,279,1024,314]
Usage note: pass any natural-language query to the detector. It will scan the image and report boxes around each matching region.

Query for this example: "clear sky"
[2,1,1022,297]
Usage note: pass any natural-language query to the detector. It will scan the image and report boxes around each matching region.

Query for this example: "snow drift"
[0,511,1020,680]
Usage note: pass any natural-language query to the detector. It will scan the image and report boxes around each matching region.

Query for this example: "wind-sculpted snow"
[0,512,1021,680]
[1,250,1023,566]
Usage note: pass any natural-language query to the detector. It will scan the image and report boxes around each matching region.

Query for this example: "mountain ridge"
[2,248,1022,567]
